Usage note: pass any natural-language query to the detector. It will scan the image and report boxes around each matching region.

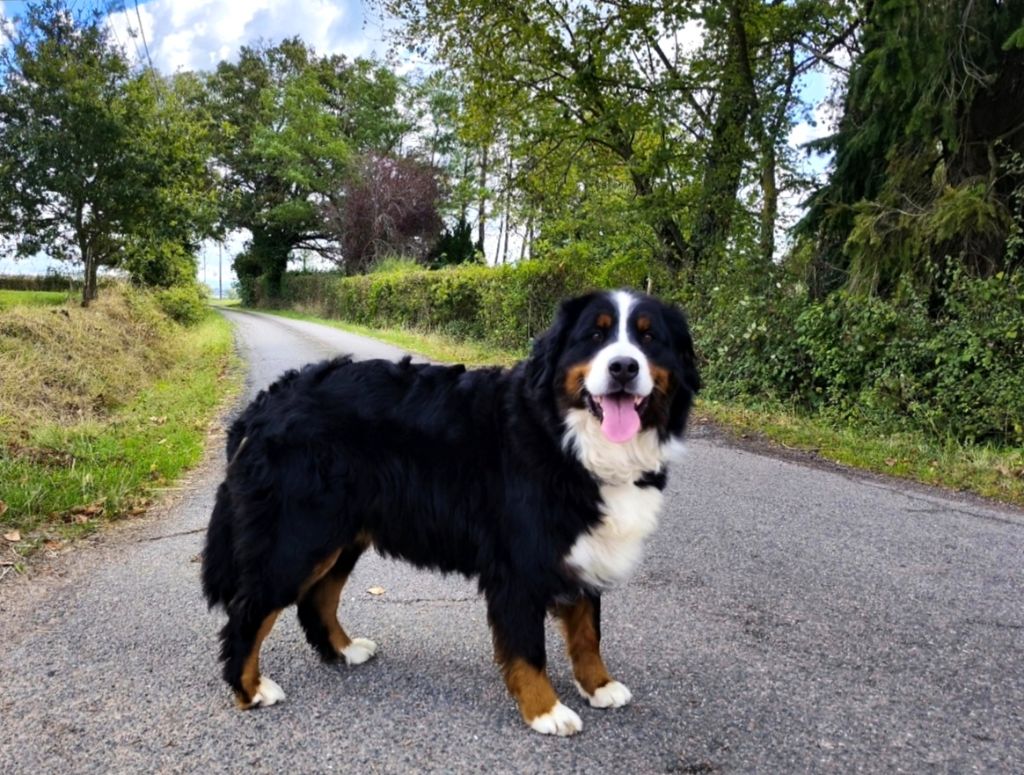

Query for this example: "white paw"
[575,679,632,709]
[250,676,286,707]
[529,701,583,736]
[341,637,378,666]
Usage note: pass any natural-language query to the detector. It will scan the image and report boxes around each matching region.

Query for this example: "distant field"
[0,290,70,311]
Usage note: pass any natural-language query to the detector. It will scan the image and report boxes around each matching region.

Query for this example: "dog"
[202,289,700,735]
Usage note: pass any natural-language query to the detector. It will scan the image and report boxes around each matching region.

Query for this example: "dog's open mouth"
[585,391,650,444]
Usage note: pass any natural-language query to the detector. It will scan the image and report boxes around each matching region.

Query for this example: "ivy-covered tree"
[0,0,216,305]
[799,0,1024,297]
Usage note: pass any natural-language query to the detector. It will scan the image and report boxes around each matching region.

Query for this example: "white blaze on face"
[583,291,653,444]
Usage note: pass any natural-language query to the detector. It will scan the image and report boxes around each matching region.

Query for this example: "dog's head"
[528,290,700,449]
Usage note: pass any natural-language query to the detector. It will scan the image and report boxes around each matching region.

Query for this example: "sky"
[0,0,837,293]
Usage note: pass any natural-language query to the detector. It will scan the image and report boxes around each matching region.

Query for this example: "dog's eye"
[591,330,605,342]
[641,332,654,344]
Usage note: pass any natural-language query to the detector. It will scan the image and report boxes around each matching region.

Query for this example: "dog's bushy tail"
[202,482,238,610]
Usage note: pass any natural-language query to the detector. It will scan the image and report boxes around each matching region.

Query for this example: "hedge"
[260,261,1024,446]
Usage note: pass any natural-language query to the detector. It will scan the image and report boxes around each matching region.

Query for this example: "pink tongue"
[600,394,642,443]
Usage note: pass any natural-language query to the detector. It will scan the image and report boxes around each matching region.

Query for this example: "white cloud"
[106,0,381,73]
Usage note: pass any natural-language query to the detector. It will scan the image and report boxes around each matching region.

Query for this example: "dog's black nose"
[608,356,639,385]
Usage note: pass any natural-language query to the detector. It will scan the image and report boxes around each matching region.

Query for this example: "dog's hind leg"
[554,592,632,709]
[487,591,583,736]
[221,605,285,709]
[296,537,377,665]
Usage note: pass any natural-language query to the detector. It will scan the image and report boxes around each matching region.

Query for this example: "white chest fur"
[561,408,671,588]
[567,481,663,588]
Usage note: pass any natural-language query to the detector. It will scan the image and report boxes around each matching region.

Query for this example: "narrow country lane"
[1,309,1022,773]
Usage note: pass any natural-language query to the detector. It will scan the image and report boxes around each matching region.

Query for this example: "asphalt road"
[1,309,1022,774]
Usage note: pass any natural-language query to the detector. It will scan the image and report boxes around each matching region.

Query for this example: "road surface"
[1,309,1022,773]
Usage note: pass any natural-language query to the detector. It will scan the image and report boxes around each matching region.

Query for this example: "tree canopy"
[0,0,216,305]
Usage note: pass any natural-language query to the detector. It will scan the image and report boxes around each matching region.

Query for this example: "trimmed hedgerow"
[260,262,1024,446]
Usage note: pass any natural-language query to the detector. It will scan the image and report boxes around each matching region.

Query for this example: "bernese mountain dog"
[202,290,700,736]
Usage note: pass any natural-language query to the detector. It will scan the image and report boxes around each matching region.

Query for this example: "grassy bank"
[0,288,240,564]
[255,308,1024,508]
[0,289,71,311]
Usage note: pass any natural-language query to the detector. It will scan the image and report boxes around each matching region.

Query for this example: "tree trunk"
[691,0,755,269]
[759,145,778,266]
[477,145,489,257]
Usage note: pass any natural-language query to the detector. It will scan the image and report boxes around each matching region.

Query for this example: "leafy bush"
[268,261,1023,446]
[155,283,209,326]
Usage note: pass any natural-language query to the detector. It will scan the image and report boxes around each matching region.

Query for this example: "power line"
[132,0,153,73]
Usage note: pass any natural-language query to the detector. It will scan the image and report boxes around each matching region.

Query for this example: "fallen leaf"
[71,501,105,518]
[0,500,7,517]
[367,586,386,596]
[3,530,21,543]
[884,458,897,467]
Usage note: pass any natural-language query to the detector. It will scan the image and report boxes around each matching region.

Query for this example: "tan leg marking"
[309,570,353,652]
[501,657,560,723]
[555,597,612,695]
[237,609,282,708]
[298,548,342,599]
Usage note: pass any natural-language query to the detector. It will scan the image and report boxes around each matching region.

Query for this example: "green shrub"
[155,283,209,326]
[266,260,1023,446]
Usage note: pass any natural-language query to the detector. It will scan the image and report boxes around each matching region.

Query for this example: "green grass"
[699,400,1024,506]
[0,289,71,311]
[0,312,240,555]
[260,307,523,367]
[254,307,1024,508]
[208,297,241,308]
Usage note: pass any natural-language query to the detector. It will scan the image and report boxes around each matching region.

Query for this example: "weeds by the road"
[0,289,240,562]
[254,308,1024,509]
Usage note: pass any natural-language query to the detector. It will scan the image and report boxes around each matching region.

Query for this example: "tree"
[202,39,409,297]
[0,1,216,305]
[799,0,1024,297]
[327,154,443,273]
[373,0,858,276]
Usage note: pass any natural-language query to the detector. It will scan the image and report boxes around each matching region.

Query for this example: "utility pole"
[218,241,223,300]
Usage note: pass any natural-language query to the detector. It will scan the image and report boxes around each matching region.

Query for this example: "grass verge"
[261,307,523,367]
[1,303,240,566]
[0,289,71,311]
[254,307,1024,509]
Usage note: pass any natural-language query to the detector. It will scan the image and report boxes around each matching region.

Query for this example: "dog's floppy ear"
[527,292,599,394]
[662,304,701,437]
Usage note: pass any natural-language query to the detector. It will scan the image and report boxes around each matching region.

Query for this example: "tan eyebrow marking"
[596,313,613,329]
[636,315,651,332]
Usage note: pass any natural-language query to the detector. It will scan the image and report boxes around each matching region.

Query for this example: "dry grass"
[0,286,240,552]
[0,287,178,436]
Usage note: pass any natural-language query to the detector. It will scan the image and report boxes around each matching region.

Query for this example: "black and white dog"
[202,290,700,735]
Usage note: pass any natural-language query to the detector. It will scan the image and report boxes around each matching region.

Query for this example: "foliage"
[0,271,78,292]
[374,0,858,275]
[0,1,216,306]
[328,154,443,272]
[427,217,479,268]
[798,0,1024,296]
[154,283,210,327]
[202,38,412,295]
[271,260,1024,447]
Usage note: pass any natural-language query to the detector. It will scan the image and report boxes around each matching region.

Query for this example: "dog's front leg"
[554,592,633,709]
[487,592,583,736]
